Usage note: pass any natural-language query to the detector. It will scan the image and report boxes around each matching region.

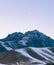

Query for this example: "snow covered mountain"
[0,30,54,65]
[0,30,54,49]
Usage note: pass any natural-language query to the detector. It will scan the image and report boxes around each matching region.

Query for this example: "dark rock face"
[0,44,6,52]
[0,32,24,42]
[24,30,54,47]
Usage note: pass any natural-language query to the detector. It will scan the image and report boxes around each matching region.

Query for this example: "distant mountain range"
[0,30,54,65]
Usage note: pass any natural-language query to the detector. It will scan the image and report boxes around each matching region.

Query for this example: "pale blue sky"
[0,0,54,39]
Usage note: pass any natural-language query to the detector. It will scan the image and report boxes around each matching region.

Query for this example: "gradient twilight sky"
[0,0,54,39]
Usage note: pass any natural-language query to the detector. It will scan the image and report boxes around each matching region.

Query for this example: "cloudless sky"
[0,0,54,39]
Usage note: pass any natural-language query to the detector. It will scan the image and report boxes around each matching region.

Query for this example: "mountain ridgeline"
[0,30,54,50]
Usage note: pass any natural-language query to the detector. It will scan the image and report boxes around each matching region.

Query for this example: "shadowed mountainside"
[0,30,54,50]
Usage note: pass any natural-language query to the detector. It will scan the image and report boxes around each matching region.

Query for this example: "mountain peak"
[0,30,54,49]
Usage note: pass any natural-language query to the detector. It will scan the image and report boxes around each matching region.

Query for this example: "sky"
[0,0,54,39]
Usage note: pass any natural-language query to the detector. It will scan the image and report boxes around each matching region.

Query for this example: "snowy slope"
[0,47,54,65]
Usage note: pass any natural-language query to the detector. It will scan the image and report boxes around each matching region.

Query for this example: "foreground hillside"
[0,47,54,65]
